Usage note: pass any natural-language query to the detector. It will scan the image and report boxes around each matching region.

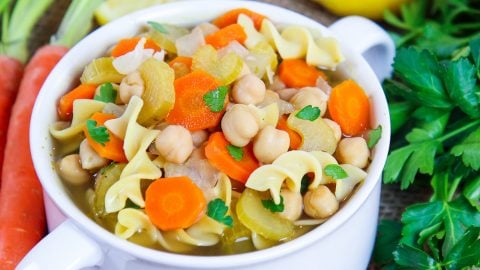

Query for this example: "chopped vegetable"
[80,57,124,85]
[192,45,244,85]
[324,164,348,179]
[227,145,244,161]
[111,37,161,57]
[94,83,117,103]
[261,196,285,213]
[367,125,382,149]
[205,24,247,49]
[137,58,175,125]
[145,176,207,231]
[166,70,226,130]
[213,8,266,30]
[94,0,169,25]
[277,115,302,150]
[203,86,229,112]
[148,21,168,34]
[169,56,192,78]
[236,188,294,241]
[58,84,97,121]
[84,112,127,163]
[147,23,189,54]
[295,105,321,121]
[207,198,233,227]
[328,80,370,136]
[278,59,327,88]
[204,132,259,183]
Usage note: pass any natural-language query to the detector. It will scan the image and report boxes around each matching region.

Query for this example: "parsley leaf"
[393,243,439,270]
[442,226,480,269]
[324,164,348,179]
[94,83,117,103]
[226,145,243,161]
[147,21,169,34]
[125,199,141,209]
[207,198,233,227]
[262,196,284,213]
[203,86,228,112]
[463,176,480,211]
[367,125,382,149]
[373,220,402,265]
[300,175,310,195]
[451,127,480,170]
[86,119,110,146]
[295,105,320,121]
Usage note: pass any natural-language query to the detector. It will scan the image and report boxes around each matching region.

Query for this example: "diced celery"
[80,57,124,85]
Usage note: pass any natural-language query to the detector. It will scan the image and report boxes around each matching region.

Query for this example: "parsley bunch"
[373,0,480,268]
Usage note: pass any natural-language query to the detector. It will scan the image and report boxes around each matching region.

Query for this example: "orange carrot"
[169,56,192,69]
[205,24,247,49]
[58,84,97,121]
[213,8,266,30]
[277,115,302,150]
[0,45,69,269]
[145,176,206,231]
[83,112,127,163]
[278,59,327,88]
[111,37,161,57]
[328,80,370,136]
[169,56,192,79]
[204,132,259,184]
[166,70,227,131]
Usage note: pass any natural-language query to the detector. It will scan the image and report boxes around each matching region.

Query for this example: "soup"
[50,8,379,255]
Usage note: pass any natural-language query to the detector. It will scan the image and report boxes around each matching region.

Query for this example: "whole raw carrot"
[0,45,68,269]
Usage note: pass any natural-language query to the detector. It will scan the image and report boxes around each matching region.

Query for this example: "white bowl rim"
[30,0,391,268]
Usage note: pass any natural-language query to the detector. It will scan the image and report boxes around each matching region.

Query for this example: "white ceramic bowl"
[24,1,393,269]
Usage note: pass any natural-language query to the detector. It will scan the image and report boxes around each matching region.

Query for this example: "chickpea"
[57,154,91,185]
[119,71,144,104]
[79,139,109,170]
[269,75,286,91]
[303,185,339,219]
[290,87,328,117]
[277,189,303,221]
[221,104,261,147]
[323,119,342,143]
[232,74,266,105]
[155,125,194,164]
[275,88,297,101]
[191,130,209,147]
[336,137,370,169]
[253,126,289,164]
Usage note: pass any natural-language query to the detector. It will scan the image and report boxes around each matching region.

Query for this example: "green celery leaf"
[226,145,243,161]
[295,105,320,121]
[393,48,451,109]
[86,119,109,146]
[463,176,480,211]
[262,196,284,213]
[373,219,402,265]
[443,226,480,270]
[207,198,233,227]
[367,125,382,149]
[94,83,117,103]
[442,58,479,118]
[393,243,440,270]
[451,127,480,170]
[324,164,348,179]
[203,86,228,112]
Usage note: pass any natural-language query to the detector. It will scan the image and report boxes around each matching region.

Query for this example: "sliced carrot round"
[111,37,161,57]
[205,24,247,49]
[58,84,97,121]
[145,177,206,231]
[328,80,370,136]
[278,59,327,88]
[213,8,266,30]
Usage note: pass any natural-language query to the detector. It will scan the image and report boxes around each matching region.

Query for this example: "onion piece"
[175,28,206,57]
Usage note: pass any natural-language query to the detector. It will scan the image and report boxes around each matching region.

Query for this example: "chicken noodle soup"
[51,8,380,255]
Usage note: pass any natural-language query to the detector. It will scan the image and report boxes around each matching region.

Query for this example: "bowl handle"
[328,16,395,81]
[17,219,103,270]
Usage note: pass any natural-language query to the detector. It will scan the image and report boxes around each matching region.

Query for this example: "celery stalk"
[51,0,103,48]
[0,0,54,63]
[0,0,13,14]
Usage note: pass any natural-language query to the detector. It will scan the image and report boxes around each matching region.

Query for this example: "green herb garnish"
[207,198,233,227]
[367,125,382,149]
[86,119,109,146]
[147,21,169,34]
[227,145,243,161]
[295,105,320,121]
[324,164,348,179]
[94,83,117,103]
[203,86,228,112]
[300,175,310,195]
[262,196,284,213]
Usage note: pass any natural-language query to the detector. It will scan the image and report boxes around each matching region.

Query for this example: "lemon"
[313,0,408,20]
[95,0,171,25]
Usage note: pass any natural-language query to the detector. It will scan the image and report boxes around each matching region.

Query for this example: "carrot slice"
[145,176,206,231]
[277,115,302,150]
[213,8,266,30]
[166,70,227,131]
[278,59,327,88]
[58,84,97,121]
[328,80,370,136]
[204,132,259,184]
[205,24,247,49]
[111,37,161,57]
[83,112,127,163]
[169,56,192,79]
